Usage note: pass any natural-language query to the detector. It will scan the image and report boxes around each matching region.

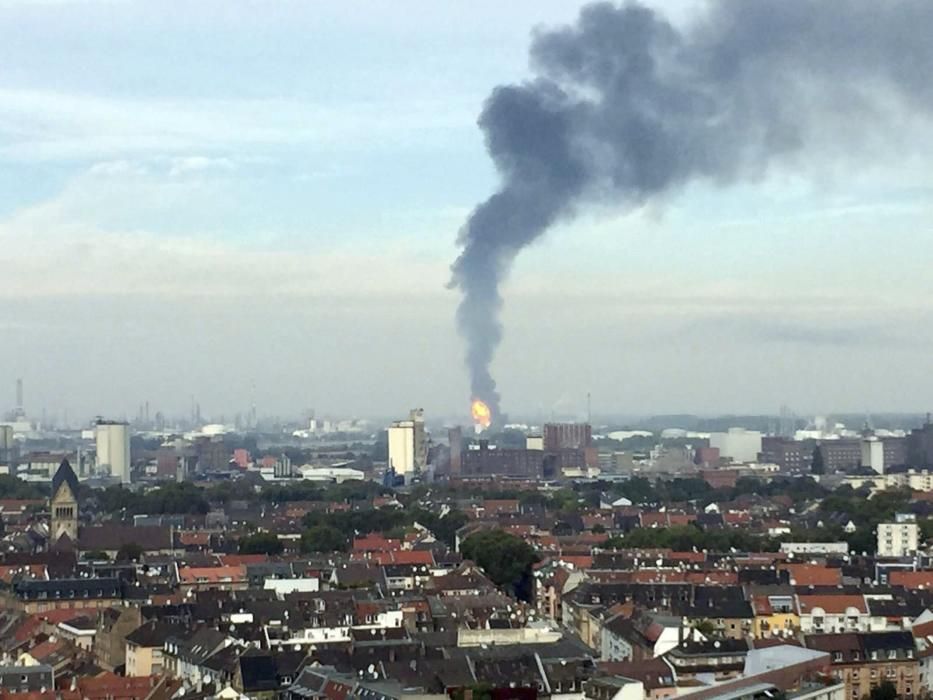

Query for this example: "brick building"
[460,442,543,479]
[543,423,592,451]
[760,437,807,472]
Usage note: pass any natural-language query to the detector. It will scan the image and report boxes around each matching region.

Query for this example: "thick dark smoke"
[450,0,933,416]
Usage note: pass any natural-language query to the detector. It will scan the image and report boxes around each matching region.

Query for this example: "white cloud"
[0,88,477,161]
[167,156,235,177]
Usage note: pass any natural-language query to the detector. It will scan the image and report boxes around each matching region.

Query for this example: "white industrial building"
[710,428,762,464]
[96,420,130,484]
[387,409,426,476]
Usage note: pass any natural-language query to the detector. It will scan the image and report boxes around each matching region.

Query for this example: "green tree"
[83,550,110,561]
[300,525,348,553]
[811,446,825,475]
[869,681,897,700]
[238,532,284,555]
[0,475,47,500]
[460,529,539,601]
[920,518,933,544]
[116,542,144,562]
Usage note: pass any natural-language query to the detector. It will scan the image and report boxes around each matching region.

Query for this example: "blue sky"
[0,0,931,423]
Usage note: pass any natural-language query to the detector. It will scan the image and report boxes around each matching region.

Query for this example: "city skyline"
[1,0,932,419]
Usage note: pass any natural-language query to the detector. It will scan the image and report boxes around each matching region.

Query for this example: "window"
[834,652,844,662]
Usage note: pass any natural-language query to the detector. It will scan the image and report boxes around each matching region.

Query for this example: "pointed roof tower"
[52,458,79,500]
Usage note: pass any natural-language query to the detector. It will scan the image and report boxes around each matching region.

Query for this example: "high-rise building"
[461,441,543,478]
[388,423,415,475]
[760,437,807,472]
[819,439,863,471]
[96,420,130,484]
[410,409,426,471]
[710,428,763,464]
[387,409,427,476]
[0,425,14,468]
[908,420,933,467]
[448,426,463,476]
[861,438,885,474]
[543,423,592,451]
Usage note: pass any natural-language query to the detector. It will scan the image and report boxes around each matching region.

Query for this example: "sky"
[0,0,931,424]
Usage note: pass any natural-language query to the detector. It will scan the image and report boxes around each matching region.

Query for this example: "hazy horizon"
[2,0,932,421]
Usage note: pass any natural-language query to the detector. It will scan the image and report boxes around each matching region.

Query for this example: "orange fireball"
[471,399,492,428]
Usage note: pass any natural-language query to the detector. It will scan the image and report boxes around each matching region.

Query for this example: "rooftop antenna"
[587,392,591,424]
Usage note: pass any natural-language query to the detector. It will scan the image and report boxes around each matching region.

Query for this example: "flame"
[471,399,492,428]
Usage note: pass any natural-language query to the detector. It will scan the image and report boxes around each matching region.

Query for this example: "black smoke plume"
[450,0,933,416]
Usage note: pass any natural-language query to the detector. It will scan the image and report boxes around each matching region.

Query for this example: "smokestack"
[15,378,22,413]
[451,0,933,413]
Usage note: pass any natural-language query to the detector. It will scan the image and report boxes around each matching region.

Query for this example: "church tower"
[50,458,79,543]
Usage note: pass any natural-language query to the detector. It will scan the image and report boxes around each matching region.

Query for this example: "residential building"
[125,621,184,676]
[797,595,870,634]
[750,592,799,639]
[600,609,702,661]
[0,665,54,694]
[95,606,142,671]
[806,632,917,699]
[877,514,919,558]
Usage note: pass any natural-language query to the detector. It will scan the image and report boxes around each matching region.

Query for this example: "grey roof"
[125,621,186,648]
[52,459,79,500]
[15,577,121,600]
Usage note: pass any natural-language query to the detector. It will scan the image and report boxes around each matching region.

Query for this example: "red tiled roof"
[782,564,842,586]
[178,532,210,546]
[216,554,267,566]
[482,499,519,514]
[797,594,867,615]
[178,565,247,583]
[76,673,160,700]
[13,617,42,644]
[0,499,44,512]
[0,564,46,583]
[723,512,752,525]
[26,640,65,662]
[751,596,772,615]
[359,550,434,566]
[890,571,933,589]
[352,535,402,552]
[1,693,79,700]
[556,554,592,570]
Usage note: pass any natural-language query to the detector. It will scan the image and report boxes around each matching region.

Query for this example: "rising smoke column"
[450,0,933,415]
